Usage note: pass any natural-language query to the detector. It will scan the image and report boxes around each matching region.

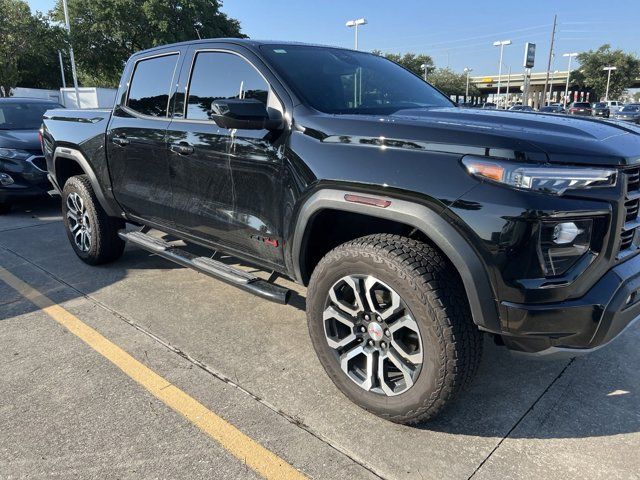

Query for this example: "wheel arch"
[290,189,500,332]
[52,146,120,218]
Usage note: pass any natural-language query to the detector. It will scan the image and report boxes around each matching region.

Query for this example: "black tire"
[62,175,125,265]
[0,202,11,215]
[307,233,482,424]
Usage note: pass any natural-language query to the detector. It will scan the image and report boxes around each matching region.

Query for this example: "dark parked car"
[508,105,534,112]
[593,102,610,118]
[41,39,640,424]
[0,98,60,214]
[614,104,640,124]
[568,101,592,116]
[539,104,566,114]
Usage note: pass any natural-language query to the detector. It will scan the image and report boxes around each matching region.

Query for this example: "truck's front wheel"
[306,234,482,424]
[62,175,125,265]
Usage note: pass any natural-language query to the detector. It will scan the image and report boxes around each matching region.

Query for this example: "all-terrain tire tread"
[62,175,125,265]
[307,233,482,424]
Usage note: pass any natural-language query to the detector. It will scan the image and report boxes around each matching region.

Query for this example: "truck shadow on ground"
[1,198,638,441]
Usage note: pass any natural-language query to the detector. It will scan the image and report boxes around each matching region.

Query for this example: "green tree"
[372,50,434,77]
[571,45,640,100]
[0,0,67,95]
[51,0,245,87]
[428,67,479,98]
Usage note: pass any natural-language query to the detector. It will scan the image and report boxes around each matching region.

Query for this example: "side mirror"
[209,98,282,130]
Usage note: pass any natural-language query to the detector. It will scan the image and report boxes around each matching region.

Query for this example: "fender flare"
[52,146,121,218]
[291,189,500,332]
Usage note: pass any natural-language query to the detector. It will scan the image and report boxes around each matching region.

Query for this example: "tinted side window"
[186,51,269,120]
[127,54,179,117]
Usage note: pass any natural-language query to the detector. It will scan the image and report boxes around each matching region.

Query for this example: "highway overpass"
[466,71,640,107]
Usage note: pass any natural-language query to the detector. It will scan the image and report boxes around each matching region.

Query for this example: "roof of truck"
[133,38,351,56]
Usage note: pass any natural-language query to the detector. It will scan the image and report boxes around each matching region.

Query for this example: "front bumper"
[501,251,640,355]
[0,155,50,203]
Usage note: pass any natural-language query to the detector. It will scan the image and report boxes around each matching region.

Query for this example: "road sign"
[524,43,536,68]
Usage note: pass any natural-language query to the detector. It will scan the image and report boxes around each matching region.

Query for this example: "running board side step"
[119,230,291,305]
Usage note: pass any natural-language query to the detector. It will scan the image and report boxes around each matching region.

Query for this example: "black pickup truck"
[42,39,640,424]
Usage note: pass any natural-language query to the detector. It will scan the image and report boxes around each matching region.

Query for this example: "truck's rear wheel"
[62,175,125,265]
[306,234,482,424]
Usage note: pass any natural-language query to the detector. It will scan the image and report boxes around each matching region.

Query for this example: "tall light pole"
[562,52,578,108]
[346,18,367,50]
[62,0,80,107]
[603,66,617,101]
[421,63,433,82]
[493,40,511,108]
[505,66,511,106]
[464,67,472,101]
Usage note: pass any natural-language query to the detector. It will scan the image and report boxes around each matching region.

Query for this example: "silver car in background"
[614,103,640,124]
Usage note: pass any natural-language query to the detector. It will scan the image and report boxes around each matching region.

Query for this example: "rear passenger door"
[107,50,182,226]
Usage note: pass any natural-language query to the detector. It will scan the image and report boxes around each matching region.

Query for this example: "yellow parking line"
[0,266,307,480]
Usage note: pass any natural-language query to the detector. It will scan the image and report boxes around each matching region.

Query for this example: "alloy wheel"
[66,192,92,252]
[323,275,423,396]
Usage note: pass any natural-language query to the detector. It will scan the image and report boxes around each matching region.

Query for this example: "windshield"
[573,102,591,107]
[260,45,453,115]
[595,103,606,108]
[0,102,58,130]
[621,105,640,112]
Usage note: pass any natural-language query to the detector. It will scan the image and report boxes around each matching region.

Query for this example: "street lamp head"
[603,66,617,71]
[493,40,512,46]
[563,52,578,58]
[464,67,472,73]
[346,18,367,27]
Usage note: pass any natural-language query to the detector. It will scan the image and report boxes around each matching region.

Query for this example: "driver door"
[166,46,286,267]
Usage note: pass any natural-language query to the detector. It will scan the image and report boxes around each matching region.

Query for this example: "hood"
[0,129,41,154]
[299,107,640,167]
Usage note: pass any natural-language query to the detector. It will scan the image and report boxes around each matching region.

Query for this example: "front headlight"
[0,148,32,161]
[462,156,617,195]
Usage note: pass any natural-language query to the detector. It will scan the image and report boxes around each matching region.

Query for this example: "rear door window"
[127,54,179,117]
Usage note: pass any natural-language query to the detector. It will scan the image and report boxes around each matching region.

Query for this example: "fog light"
[553,222,582,244]
[0,173,14,186]
[540,219,593,276]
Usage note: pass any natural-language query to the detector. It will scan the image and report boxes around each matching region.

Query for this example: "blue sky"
[27,0,640,74]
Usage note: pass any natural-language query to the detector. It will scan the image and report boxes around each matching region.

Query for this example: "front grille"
[627,167,640,192]
[618,167,640,257]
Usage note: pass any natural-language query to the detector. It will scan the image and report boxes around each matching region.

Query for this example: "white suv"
[606,101,624,114]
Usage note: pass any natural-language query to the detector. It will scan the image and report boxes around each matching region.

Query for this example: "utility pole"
[541,14,557,107]
[62,0,80,108]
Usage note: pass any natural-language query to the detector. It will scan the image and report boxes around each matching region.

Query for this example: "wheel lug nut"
[368,340,374,347]
[384,329,390,337]
[377,316,382,321]
[360,326,366,333]
[380,342,386,349]
[364,314,370,321]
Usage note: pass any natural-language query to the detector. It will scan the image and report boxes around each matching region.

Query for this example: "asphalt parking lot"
[1,197,639,480]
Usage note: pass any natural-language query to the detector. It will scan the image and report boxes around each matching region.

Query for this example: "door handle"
[170,143,194,155]
[111,136,130,146]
